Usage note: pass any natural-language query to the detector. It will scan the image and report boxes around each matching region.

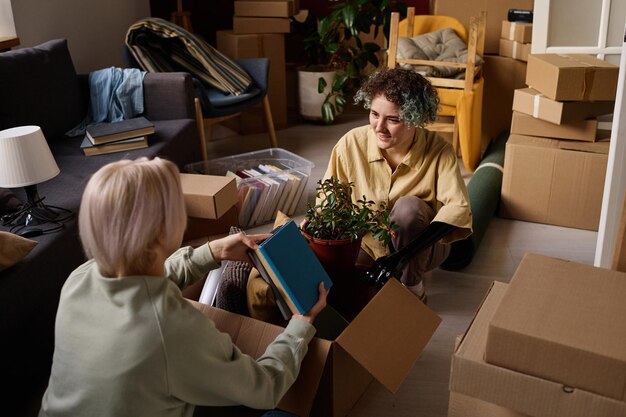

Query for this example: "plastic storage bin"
[186,148,314,228]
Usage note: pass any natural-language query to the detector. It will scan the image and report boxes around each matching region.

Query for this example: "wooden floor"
[205,113,599,417]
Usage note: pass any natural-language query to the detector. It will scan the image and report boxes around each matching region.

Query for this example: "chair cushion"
[206,86,262,108]
[0,39,86,141]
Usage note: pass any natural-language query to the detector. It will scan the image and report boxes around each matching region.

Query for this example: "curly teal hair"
[354,68,439,127]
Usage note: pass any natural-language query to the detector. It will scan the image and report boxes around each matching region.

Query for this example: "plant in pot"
[301,177,396,274]
[295,0,399,124]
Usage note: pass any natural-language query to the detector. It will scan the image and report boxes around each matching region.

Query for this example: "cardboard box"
[500,21,532,43]
[233,17,291,34]
[486,254,626,402]
[193,278,441,417]
[216,31,287,131]
[234,0,298,17]
[183,205,240,243]
[179,173,238,219]
[449,281,626,417]
[448,392,529,417]
[481,55,527,146]
[433,0,534,54]
[512,87,615,125]
[510,111,598,142]
[498,38,531,62]
[499,134,609,231]
[526,54,619,101]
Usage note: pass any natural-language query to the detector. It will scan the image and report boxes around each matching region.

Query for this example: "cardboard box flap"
[190,301,332,417]
[559,140,610,154]
[335,278,441,393]
[507,134,560,149]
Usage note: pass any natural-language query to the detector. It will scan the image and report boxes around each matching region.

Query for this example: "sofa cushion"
[0,231,37,271]
[0,39,86,141]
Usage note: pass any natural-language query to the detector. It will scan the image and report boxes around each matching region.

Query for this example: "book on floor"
[249,220,333,317]
[85,116,155,145]
[80,135,148,156]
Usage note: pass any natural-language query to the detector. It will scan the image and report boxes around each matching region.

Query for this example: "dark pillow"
[0,39,87,141]
[215,226,252,316]
[0,188,22,214]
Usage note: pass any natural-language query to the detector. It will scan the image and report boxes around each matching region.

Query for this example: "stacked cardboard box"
[499,20,532,62]
[449,253,626,417]
[217,0,298,133]
[499,53,618,230]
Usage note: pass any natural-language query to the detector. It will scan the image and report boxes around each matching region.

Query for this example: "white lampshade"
[0,126,60,188]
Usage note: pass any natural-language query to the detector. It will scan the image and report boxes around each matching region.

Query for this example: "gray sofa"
[0,39,202,417]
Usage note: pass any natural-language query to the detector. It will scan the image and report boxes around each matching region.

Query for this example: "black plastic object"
[441,131,509,270]
[508,9,533,23]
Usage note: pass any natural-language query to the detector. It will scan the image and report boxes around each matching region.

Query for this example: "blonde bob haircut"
[79,157,187,277]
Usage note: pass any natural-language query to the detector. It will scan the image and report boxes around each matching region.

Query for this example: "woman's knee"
[391,196,435,232]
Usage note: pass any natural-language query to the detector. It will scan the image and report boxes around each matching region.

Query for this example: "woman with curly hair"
[322,68,472,301]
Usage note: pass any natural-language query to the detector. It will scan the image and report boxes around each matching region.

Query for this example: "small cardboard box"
[499,134,609,231]
[449,280,626,417]
[486,254,626,402]
[498,38,531,62]
[510,111,598,142]
[233,16,291,34]
[193,278,440,417]
[481,55,527,146]
[234,0,298,17]
[216,31,287,131]
[179,173,238,219]
[512,87,615,125]
[433,0,534,54]
[500,21,532,43]
[526,54,619,101]
[448,392,529,417]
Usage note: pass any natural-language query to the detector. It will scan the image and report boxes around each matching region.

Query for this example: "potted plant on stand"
[301,177,396,273]
[295,0,395,124]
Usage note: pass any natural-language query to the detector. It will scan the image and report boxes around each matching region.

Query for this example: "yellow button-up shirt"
[323,125,473,260]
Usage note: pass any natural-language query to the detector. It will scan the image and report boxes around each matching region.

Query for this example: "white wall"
[10,0,150,72]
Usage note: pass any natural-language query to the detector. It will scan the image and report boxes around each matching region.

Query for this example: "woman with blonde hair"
[39,157,327,417]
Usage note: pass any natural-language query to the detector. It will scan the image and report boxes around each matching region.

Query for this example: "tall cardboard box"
[498,39,531,62]
[512,87,615,125]
[233,17,291,34]
[234,0,298,18]
[499,134,609,230]
[486,253,626,402]
[526,54,619,101]
[217,31,287,132]
[481,55,527,146]
[433,0,534,54]
[510,111,598,142]
[500,21,532,43]
[449,280,626,417]
[192,279,440,417]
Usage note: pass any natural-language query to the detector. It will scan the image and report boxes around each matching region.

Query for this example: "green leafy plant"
[303,177,397,246]
[298,0,403,124]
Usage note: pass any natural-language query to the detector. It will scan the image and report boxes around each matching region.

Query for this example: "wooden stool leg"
[262,95,278,148]
[194,98,209,162]
[452,116,460,157]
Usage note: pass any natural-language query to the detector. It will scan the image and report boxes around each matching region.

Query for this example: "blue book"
[252,220,333,316]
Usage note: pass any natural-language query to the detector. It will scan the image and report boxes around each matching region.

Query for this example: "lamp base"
[15,185,65,226]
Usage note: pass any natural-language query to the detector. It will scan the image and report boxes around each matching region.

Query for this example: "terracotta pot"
[301,231,362,277]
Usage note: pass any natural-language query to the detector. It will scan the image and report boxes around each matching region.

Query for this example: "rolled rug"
[441,131,509,270]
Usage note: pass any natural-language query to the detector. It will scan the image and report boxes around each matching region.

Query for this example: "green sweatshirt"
[40,244,315,417]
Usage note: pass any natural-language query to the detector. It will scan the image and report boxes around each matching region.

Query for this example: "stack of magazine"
[81,117,154,156]
[226,165,309,228]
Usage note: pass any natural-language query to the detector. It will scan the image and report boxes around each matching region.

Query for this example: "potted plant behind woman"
[301,177,396,274]
[295,0,397,124]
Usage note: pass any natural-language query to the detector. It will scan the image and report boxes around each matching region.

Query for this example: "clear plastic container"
[185,148,314,228]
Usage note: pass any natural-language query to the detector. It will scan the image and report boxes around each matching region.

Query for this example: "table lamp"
[0,125,63,226]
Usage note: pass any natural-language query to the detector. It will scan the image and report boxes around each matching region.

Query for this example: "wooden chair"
[387,7,487,171]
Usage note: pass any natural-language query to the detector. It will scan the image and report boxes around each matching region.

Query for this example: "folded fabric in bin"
[442,131,507,270]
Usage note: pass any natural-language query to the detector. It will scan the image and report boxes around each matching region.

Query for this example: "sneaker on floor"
[404,281,428,304]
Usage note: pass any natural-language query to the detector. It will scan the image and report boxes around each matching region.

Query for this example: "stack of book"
[227,164,309,228]
[81,116,154,156]
[249,220,333,320]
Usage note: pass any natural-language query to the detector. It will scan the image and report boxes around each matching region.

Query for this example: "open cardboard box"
[449,279,626,417]
[191,278,441,417]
